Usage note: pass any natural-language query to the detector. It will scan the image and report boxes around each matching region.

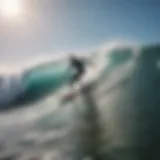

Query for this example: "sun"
[0,0,22,18]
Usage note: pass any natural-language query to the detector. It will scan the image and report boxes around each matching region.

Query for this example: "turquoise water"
[22,60,74,103]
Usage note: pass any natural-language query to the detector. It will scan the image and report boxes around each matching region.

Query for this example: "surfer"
[69,53,95,86]
[61,53,95,103]
[61,54,88,103]
[69,54,86,87]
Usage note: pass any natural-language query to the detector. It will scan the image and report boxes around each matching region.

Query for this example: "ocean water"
[0,43,160,160]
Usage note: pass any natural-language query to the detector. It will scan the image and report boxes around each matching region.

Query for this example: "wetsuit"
[70,57,85,85]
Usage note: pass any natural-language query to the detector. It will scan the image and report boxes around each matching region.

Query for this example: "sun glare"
[0,0,22,18]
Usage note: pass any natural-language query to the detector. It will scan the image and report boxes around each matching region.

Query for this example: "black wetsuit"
[70,57,85,85]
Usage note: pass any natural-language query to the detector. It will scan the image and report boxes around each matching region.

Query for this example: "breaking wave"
[1,42,160,159]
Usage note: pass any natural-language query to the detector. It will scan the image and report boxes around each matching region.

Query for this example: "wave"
[0,42,139,111]
[0,43,160,159]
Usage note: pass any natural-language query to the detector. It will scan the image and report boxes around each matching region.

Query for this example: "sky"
[0,0,160,64]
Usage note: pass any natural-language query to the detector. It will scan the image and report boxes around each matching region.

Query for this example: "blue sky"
[0,0,160,62]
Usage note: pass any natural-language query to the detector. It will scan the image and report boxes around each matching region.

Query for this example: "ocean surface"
[0,43,160,160]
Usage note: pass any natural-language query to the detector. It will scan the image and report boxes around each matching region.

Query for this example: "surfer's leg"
[70,72,79,86]
[70,69,85,90]
[75,69,85,89]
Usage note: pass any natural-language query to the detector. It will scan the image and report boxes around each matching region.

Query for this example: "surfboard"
[61,81,95,104]
[61,91,77,103]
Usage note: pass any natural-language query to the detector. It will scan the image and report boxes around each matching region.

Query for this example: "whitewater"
[0,42,160,160]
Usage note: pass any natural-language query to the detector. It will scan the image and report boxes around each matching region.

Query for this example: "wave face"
[0,44,160,160]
